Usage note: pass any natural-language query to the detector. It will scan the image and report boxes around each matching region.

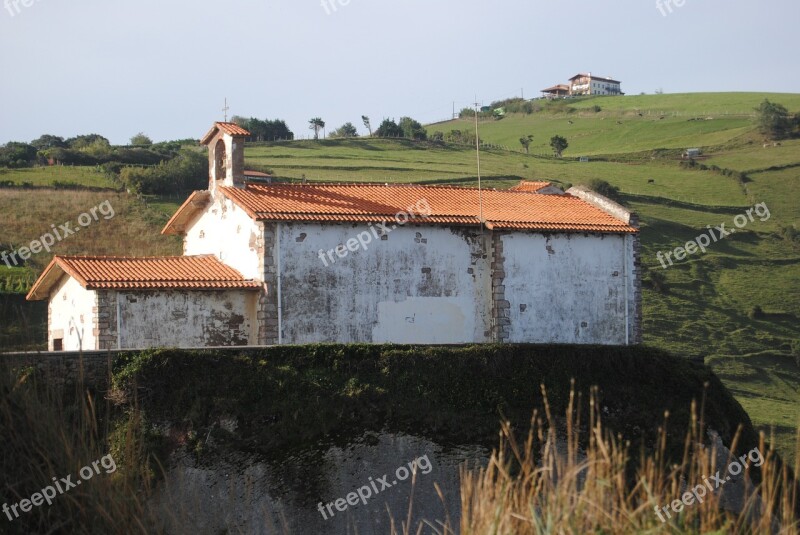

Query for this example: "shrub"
[120,148,207,195]
[398,117,427,140]
[444,129,479,146]
[647,269,668,293]
[777,224,799,244]
[748,305,765,320]
[582,178,621,202]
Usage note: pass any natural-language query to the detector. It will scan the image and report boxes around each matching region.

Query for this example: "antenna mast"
[222,98,230,122]
[474,99,484,225]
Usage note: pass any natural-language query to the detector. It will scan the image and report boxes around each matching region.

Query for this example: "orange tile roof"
[207,183,636,234]
[200,122,252,145]
[510,181,553,192]
[244,170,272,178]
[27,255,260,301]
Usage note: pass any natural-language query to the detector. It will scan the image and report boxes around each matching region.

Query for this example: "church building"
[28,122,642,351]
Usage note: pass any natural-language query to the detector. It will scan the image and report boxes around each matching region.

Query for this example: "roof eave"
[162,191,212,235]
[25,257,91,300]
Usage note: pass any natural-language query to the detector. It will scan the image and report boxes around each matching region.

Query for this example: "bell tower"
[200,122,251,192]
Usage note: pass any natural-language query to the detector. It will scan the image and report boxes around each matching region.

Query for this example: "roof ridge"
[242,182,502,191]
[55,254,216,261]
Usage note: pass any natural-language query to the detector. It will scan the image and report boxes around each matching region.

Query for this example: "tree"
[0,142,38,168]
[755,99,792,140]
[329,122,359,138]
[233,116,294,141]
[375,118,403,138]
[519,134,534,154]
[550,135,568,157]
[362,115,372,136]
[65,134,110,150]
[309,117,325,140]
[30,135,66,150]
[130,132,153,146]
[398,117,427,140]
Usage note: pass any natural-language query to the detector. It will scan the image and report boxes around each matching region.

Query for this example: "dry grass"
[0,365,157,534]
[0,189,181,273]
[449,385,799,535]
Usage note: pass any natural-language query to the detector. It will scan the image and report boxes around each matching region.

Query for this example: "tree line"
[303,116,429,140]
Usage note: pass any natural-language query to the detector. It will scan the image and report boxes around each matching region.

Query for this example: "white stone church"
[28,122,642,351]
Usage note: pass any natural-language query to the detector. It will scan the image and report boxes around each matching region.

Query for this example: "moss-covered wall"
[109,344,759,465]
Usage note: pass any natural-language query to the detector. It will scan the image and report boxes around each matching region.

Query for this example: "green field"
[0,165,117,188]
[1,92,798,463]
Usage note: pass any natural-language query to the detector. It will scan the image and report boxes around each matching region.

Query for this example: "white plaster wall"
[49,276,97,351]
[117,291,258,349]
[501,233,635,345]
[184,195,263,281]
[276,223,491,344]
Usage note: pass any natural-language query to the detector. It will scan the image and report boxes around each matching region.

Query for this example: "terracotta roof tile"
[509,181,554,192]
[27,255,259,300]
[244,170,272,178]
[212,183,636,234]
[200,122,252,144]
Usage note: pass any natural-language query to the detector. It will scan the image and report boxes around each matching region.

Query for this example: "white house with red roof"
[28,122,642,351]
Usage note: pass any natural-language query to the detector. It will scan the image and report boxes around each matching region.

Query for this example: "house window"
[53,338,63,351]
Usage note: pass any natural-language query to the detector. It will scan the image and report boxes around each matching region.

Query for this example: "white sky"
[0,0,798,144]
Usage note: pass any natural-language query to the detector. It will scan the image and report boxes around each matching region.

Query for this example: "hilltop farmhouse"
[542,73,623,98]
[28,122,642,351]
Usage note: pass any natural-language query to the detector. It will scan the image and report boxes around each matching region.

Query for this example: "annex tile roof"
[189,183,637,234]
[200,122,252,145]
[509,181,554,192]
[26,255,260,301]
[244,170,272,178]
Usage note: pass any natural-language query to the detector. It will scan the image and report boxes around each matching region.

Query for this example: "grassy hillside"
[432,93,800,157]
[0,92,797,463]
